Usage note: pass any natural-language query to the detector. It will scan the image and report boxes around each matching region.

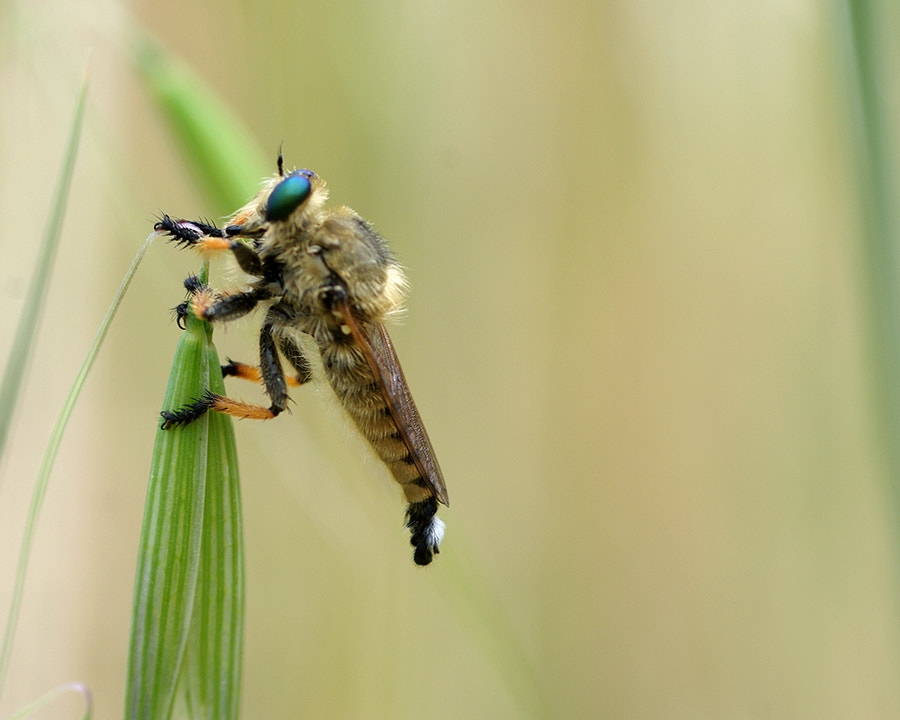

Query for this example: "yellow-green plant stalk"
[125,266,243,720]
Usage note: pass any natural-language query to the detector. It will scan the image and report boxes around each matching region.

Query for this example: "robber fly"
[155,155,448,565]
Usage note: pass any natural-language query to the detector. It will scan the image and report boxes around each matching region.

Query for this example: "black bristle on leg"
[406,496,443,566]
[183,274,207,294]
[160,390,221,429]
[154,215,224,247]
[172,275,209,329]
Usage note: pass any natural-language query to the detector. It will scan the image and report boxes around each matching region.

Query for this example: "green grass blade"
[125,314,211,720]
[841,4,900,537]
[179,355,243,720]
[0,63,87,472]
[125,271,243,720]
[131,31,268,213]
[0,231,155,697]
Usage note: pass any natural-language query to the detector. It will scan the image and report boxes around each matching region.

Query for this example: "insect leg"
[219,330,311,390]
[220,356,309,387]
[226,241,263,276]
[155,215,224,245]
[162,305,298,429]
[156,215,264,276]
[160,390,221,428]
[198,286,271,323]
[277,334,314,386]
[256,315,289,417]
[174,275,269,329]
[173,274,208,329]
[161,283,278,428]
[221,360,264,383]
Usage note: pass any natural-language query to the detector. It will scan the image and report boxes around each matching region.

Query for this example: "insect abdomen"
[321,342,434,505]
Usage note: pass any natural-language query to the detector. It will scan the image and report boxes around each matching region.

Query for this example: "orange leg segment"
[223,360,304,387]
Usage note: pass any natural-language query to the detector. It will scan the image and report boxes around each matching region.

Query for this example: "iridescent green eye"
[266,172,312,221]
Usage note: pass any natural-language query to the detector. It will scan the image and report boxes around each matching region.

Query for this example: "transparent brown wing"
[337,301,449,506]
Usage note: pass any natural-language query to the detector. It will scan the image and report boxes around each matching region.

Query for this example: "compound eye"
[266,172,312,221]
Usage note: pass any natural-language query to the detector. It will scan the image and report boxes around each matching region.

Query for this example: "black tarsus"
[173,274,209,329]
[156,215,266,276]
[183,274,207,294]
[160,390,220,429]
[155,215,224,247]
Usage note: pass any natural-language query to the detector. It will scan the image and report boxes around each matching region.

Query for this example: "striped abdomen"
[320,337,435,505]
[318,311,448,565]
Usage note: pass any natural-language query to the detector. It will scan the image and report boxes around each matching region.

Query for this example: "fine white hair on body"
[421,516,445,550]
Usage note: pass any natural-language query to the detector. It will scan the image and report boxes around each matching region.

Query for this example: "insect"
[155,155,448,565]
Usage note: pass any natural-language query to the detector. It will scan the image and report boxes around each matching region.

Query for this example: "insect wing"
[338,302,449,506]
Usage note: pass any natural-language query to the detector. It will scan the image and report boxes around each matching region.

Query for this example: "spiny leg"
[168,311,294,424]
[155,215,264,276]
[160,390,219,428]
[220,361,266,383]
[161,275,280,429]
[161,303,297,429]
[221,360,306,387]
[222,330,312,388]
[277,333,314,386]
[173,274,208,329]
[209,309,312,422]
[196,285,272,324]
[155,215,224,245]
[160,380,284,429]
[161,391,280,428]
[257,318,289,417]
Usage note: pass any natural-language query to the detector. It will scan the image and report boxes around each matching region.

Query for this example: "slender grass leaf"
[180,344,243,720]
[0,63,87,473]
[0,221,154,698]
[125,266,243,720]
[126,306,212,720]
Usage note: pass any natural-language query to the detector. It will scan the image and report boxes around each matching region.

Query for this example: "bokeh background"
[3,1,900,718]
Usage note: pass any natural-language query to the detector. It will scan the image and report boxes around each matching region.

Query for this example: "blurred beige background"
[2,1,900,718]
